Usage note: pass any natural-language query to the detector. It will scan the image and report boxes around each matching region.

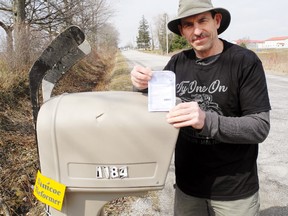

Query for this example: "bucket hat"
[168,0,231,36]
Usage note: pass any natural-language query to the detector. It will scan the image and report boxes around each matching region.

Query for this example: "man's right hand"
[130,66,153,90]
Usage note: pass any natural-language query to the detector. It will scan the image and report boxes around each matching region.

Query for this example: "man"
[130,0,271,215]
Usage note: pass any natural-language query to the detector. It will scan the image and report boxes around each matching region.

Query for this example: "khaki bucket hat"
[168,0,231,36]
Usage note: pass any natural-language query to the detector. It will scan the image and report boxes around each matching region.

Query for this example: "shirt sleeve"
[238,57,271,115]
[199,111,270,144]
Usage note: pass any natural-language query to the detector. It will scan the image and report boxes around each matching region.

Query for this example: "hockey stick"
[29,25,91,125]
[42,39,91,102]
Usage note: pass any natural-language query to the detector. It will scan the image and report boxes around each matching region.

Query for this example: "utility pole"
[166,13,169,55]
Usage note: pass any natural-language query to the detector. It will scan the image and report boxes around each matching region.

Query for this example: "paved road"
[121,50,288,216]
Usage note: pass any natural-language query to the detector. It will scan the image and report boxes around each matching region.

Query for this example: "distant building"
[233,36,288,49]
[260,36,288,49]
[233,39,264,49]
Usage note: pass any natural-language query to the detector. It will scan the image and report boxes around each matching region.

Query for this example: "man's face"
[178,11,222,57]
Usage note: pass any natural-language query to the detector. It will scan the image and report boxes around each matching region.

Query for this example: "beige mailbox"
[36,91,179,216]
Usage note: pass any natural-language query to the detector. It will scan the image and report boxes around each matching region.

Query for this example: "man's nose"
[193,25,203,36]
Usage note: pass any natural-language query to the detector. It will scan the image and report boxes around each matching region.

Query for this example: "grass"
[108,52,133,91]
[256,49,288,75]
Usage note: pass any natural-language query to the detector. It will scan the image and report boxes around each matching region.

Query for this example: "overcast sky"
[0,0,287,48]
[112,0,288,47]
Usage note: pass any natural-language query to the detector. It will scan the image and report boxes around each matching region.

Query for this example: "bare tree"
[155,13,169,54]
[75,0,115,47]
[0,1,14,67]
[0,0,117,70]
[14,0,30,65]
[97,22,119,52]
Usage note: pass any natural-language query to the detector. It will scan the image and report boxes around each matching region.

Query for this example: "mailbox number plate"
[96,166,128,179]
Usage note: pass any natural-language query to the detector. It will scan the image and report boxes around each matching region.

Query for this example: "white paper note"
[148,70,176,112]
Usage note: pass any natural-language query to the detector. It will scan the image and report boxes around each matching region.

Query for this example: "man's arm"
[200,111,270,144]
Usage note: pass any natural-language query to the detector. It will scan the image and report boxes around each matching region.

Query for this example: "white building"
[233,39,264,49]
[233,36,288,49]
[259,36,288,49]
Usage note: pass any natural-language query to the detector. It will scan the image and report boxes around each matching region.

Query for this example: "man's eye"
[183,23,193,29]
[199,18,208,23]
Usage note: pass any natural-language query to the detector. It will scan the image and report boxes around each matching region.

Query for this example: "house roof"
[265,36,288,41]
[233,36,288,45]
[234,39,264,44]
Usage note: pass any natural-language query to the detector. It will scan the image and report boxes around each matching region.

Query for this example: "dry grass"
[256,49,288,75]
[108,52,133,91]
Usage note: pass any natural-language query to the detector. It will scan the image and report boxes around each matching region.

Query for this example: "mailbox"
[36,91,179,216]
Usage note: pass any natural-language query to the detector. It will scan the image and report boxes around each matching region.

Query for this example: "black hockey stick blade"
[42,39,91,102]
[29,25,89,124]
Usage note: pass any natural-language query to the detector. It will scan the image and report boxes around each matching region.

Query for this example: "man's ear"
[178,24,184,36]
[215,13,222,30]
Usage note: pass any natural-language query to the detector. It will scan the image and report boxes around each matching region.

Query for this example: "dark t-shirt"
[164,40,271,200]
